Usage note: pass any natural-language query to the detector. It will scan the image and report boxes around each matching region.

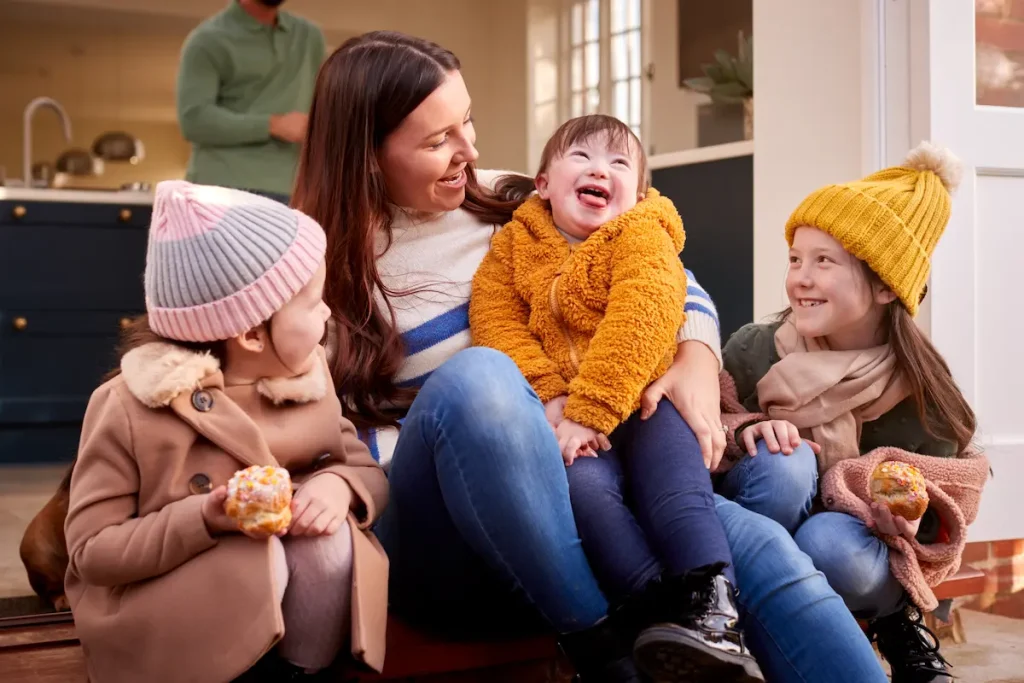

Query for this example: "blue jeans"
[566,401,734,602]
[795,513,906,619]
[376,348,887,681]
[720,441,904,618]
[717,438,819,535]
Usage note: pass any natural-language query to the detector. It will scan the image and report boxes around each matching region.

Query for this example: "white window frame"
[530,0,650,170]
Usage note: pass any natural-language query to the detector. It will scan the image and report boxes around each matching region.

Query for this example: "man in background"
[176,0,325,203]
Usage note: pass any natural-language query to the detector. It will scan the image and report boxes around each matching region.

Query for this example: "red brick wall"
[960,539,1024,618]
[976,0,1024,107]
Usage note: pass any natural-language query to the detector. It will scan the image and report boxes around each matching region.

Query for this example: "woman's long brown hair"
[290,31,528,429]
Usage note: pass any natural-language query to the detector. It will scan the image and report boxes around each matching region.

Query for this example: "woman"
[292,30,887,683]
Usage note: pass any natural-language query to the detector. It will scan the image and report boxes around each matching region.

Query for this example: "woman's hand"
[289,474,353,537]
[867,503,922,541]
[641,341,725,470]
[556,419,602,466]
[738,420,821,457]
[544,396,568,430]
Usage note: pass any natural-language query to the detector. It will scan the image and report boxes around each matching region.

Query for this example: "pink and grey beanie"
[144,180,326,342]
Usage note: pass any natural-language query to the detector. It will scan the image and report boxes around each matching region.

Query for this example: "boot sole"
[633,627,764,683]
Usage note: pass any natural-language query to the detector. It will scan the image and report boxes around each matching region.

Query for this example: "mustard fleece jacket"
[470,189,687,435]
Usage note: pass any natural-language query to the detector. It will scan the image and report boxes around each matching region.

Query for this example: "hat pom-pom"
[904,141,963,195]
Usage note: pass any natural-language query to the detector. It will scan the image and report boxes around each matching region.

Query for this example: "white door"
[920,0,1024,542]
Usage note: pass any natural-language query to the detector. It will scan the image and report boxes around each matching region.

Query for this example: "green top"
[176,1,325,196]
[723,320,956,542]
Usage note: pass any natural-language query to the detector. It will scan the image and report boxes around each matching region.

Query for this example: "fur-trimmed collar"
[121,343,328,408]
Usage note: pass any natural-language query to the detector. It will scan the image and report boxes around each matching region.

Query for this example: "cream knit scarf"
[755,319,909,473]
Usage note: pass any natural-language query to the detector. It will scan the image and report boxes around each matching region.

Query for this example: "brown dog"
[19,464,73,611]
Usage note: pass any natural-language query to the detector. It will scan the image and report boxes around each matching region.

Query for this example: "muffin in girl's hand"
[225,466,293,535]
[870,461,929,521]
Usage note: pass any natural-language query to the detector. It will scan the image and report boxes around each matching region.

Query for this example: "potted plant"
[683,31,753,140]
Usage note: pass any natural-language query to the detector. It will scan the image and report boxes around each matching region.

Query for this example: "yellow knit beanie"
[785,141,962,316]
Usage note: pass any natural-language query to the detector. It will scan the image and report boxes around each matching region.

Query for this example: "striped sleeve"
[359,425,401,469]
[676,269,722,368]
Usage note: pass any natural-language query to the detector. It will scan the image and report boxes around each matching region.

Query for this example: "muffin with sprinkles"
[870,461,929,521]
[225,465,293,535]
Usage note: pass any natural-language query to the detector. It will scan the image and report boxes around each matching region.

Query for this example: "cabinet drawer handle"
[12,317,27,331]
[119,317,132,330]
[119,208,132,222]
[12,205,26,219]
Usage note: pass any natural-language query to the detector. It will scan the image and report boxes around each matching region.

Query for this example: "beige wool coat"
[64,343,389,683]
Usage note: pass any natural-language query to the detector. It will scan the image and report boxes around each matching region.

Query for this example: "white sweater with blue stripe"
[364,171,721,466]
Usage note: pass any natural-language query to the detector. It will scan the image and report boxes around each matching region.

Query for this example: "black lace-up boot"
[869,604,953,682]
[559,606,649,683]
[632,563,763,683]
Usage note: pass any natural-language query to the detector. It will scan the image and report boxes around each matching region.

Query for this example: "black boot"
[868,605,953,682]
[559,608,649,683]
[632,563,763,683]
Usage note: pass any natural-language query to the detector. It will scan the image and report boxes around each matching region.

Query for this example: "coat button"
[191,390,213,412]
[825,496,835,507]
[188,473,212,495]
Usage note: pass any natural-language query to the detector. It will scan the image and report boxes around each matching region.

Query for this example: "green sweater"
[176,2,325,196]
[723,320,956,543]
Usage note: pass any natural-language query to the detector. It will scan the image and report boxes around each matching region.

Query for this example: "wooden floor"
[0,622,86,683]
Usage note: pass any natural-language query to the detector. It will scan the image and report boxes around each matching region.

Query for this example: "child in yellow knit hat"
[718,142,984,683]
[471,115,762,683]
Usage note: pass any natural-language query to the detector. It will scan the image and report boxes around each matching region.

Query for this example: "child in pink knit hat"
[62,181,390,682]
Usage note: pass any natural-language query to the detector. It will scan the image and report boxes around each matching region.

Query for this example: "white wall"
[751,0,869,322]
[649,0,705,155]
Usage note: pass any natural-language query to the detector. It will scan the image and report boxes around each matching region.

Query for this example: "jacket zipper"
[549,273,581,374]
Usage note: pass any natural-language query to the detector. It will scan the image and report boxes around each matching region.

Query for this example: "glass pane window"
[612,33,628,80]
[613,80,629,122]
[586,0,600,42]
[572,47,583,90]
[572,2,584,44]
[976,0,1024,107]
[627,29,641,78]
[586,41,600,88]
[629,77,641,126]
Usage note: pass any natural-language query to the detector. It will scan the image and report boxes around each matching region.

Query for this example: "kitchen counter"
[0,186,153,205]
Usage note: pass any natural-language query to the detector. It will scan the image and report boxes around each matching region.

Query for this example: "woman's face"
[378,70,479,213]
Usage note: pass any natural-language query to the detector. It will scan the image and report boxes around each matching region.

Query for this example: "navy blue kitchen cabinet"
[0,198,150,463]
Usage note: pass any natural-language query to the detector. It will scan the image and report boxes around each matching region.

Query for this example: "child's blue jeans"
[565,399,735,601]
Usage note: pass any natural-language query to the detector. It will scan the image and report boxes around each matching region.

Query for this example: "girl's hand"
[544,396,568,430]
[201,486,239,536]
[641,341,724,471]
[738,420,821,457]
[201,486,288,540]
[289,474,352,537]
[556,419,603,466]
[867,503,922,541]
